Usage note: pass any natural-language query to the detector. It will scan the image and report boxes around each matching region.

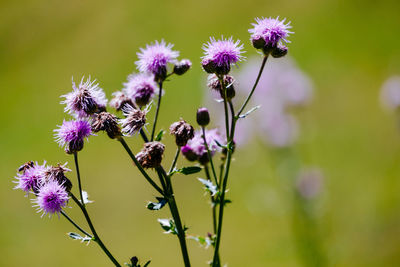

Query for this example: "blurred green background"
[1,0,400,266]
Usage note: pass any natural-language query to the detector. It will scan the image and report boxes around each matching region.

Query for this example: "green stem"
[212,56,270,266]
[236,55,269,117]
[70,193,121,266]
[201,127,219,187]
[118,137,164,196]
[169,147,181,175]
[61,210,92,238]
[151,82,163,141]
[73,152,85,207]
[159,170,191,267]
[218,75,231,140]
[204,165,217,234]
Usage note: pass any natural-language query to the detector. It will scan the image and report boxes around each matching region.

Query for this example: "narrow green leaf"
[155,130,165,141]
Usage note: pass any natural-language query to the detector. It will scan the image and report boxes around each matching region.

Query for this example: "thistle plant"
[14,16,294,266]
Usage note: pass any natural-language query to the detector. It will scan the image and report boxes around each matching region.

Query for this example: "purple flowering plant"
[15,16,293,267]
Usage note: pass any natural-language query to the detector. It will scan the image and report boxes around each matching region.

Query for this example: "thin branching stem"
[201,126,219,187]
[61,210,92,238]
[70,191,120,265]
[118,137,164,195]
[169,147,181,175]
[151,82,164,141]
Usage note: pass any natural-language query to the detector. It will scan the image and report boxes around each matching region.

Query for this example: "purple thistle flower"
[380,76,400,110]
[136,40,179,80]
[202,37,244,75]
[120,105,147,136]
[181,128,223,163]
[61,76,108,118]
[54,120,93,154]
[33,179,69,217]
[14,161,47,193]
[123,73,157,107]
[249,17,292,48]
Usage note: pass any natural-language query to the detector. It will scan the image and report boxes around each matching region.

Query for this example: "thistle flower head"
[91,112,121,139]
[33,179,69,216]
[202,37,244,75]
[43,163,72,192]
[54,120,93,154]
[120,105,147,136]
[136,40,179,80]
[169,119,195,146]
[14,161,46,193]
[123,73,157,107]
[109,91,135,111]
[249,17,292,48]
[136,141,165,168]
[61,76,107,118]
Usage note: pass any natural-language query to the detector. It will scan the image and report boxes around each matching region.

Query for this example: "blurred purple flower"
[123,73,157,107]
[260,111,298,147]
[54,120,93,154]
[249,17,292,47]
[61,76,107,118]
[14,161,47,193]
[296,168,324,199]
[33,179,69,216]
[204,56,313,148]
[380,76,400,110]
[202,37,244,74]
[136,40,179,78]
[181,128,223,162]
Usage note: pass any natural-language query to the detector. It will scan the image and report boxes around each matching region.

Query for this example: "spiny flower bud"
[91,112,121,139]
[174,59,192,75]
[169,119,195,146]
[120,105,147,136]
[196,107,210,126]
[44,163,73,193]
[251,36,266,49]
[136,142,165,169]
[202,58,216,74]
[109,91,134,111]
[207,74,236,99]
[271,45,288,58]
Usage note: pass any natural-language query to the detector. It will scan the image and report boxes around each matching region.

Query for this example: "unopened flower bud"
[174,59,192,75]
[196,107,210,126]
[271,45,288,58]
[66,139,84,154]
[252,36,266,49]
[262,44,274,55]
[136,142,165,169]
[169,119,195,146]
[91,112,121,139]
[202,58,216,74]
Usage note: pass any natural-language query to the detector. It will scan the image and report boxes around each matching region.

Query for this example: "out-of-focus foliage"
[1,0,400,266]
